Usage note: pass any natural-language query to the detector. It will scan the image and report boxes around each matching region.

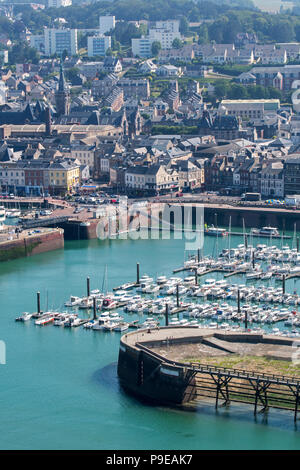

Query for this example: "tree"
[62,49,68,62]
[198,24,209,45]
[9,42,40,65]
[172,38,183,49]
[179,16,189,36]
[213,80,230,100]
[151,41,161,56]
[65,67,80,82]
[227,83,248,99]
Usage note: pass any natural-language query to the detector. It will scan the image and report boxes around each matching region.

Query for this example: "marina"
[4,228,300,449]
[14,237,300,338]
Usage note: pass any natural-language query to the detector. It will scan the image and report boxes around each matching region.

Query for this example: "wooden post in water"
[252,250,255,269]
[87,277,90,297]
[297,237,299,253]
[237,289,241,314]
[245,309,248,330]
[93,296,97,320]
[194,268,198,286]
[176,284,179,307]
[165,303,169,326]
[136,262,140,285]
[37,291,41,314]
[197,248,200,263]
[282,274,286,296]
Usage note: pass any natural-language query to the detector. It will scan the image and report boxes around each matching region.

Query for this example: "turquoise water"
[1,233,300,450]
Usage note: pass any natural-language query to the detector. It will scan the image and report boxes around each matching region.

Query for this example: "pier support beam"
[136,262,140,285]
[287,384,300,422]
[194,268,198,286]
[87,277,90,297]
[237,289,241,314]
[165,303,169,326]
[37,291,40,314]
[93,296,97,321]
[212,374,232,408]
[176,284,179,307]
[282,274,286,296]
[250,380,270,415]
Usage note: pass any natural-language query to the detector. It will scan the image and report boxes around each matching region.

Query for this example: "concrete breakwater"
[0,228,64,262]
[118,327,300,419]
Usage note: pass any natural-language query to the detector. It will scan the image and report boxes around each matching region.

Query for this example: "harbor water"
[1,231,300,450]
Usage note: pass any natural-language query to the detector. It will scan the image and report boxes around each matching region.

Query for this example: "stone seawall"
[118,332,196,405]
[0,229,64,262]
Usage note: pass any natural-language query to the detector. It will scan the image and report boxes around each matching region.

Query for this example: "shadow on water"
[92,364,300,432]
[92,362,120,394]
[180,399,300,433]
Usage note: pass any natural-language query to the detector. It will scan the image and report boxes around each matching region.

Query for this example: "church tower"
[55,63,70,117]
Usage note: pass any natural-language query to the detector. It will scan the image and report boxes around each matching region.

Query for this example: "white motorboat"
[114,322,129,332]
[251,226,280,237]
[65,295,82,307]
[205,226,228,237]
[6,209,21,218]
[15,312,32,321]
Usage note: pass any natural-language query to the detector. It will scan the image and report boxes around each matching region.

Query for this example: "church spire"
[55,60,70,117]
[58,62,66,92]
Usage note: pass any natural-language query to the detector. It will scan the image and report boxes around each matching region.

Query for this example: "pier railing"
[189,362,300,387]
[21,216,70,229]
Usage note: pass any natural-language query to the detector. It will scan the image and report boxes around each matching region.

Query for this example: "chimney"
[45,107,52,136]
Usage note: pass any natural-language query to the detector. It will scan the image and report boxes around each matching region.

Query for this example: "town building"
[260,161,284,197]
[125,164,179,194]
[87,35,111,57]
[284,155,300,195]
[99,16,115,35]
[220,99,280,120]
[44,28,78,56]
[48,0,72,6]
[48,160,80,195]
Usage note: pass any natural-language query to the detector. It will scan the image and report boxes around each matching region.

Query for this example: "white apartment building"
[132,32,181,58]
[87,35,111,57]
[30,34,45,54]
[44,28,78,56]
[0,51,8,64]
[154,20,180,33]
[0,81,7,105]
[149,29,181,50]
[132,37,152,58]
[48,0,72,7]
[99,16,115,35]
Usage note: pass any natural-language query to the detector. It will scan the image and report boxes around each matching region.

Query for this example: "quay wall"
[117,331,196,405]
[0,229,64,262]
[202,205,300,231]
[37,202,300,241]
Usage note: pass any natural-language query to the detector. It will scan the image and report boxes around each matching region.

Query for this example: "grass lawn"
[187,354,300,377]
